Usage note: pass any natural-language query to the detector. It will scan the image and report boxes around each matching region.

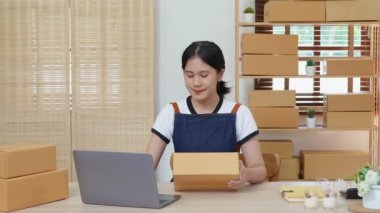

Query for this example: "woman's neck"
[191,94,221,114]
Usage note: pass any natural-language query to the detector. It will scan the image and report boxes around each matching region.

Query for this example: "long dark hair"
[181,41,231,98]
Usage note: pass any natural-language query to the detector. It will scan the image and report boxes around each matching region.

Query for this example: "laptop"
[73,150,181,209]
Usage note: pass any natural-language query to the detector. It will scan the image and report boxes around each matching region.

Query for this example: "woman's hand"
[227,160,248,189]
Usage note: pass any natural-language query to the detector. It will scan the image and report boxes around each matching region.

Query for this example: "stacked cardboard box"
[300,150,369,180]
[241,34,298,76]
[249,90,299,128]
[326,59,374,76]
[0,143,68,212]
[264,0,380,23]
[325,94,373,128]
[260,140,300,180]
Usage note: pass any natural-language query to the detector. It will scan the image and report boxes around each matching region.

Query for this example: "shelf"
[238,22,380,27]
[259,126,378,132]
[239,75,374,79]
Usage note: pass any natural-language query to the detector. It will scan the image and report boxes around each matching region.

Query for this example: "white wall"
[154,0,369,182]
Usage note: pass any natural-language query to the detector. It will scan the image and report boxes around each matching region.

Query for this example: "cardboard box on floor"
[249,90,296,108]
[250,107,299,128]
[241,34,298,55]
[326,59,373,76]
[279,157,300,180]
[326,0,380,21]
[259,140,294,159]
[264,1,325,23]
[173,153,239,191]
[242,55,298,76]
[326,111,373,129]
[0,143,56,178]
[300,150,369,180]
[326,94,373,112]
[0,169,68,212]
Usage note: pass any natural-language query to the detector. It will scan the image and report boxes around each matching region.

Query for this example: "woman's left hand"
[227,160,248,189]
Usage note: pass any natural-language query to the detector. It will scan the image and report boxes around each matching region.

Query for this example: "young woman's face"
[183,56,223,102]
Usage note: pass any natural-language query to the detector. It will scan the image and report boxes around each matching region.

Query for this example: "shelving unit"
[234,0,380,168]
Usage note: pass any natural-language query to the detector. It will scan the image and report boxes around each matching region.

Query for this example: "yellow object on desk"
[280,185,324,202]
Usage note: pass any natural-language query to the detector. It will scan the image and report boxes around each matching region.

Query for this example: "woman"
[146,41,266,189]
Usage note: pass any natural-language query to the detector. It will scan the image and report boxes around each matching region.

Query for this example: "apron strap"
[171,102,180,114]
[231,103,241,114]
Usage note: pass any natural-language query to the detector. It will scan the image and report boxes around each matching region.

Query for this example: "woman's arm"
[228,137,267,189]
[146,134,167,169]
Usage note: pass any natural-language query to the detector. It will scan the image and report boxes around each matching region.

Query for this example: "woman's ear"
[217,69,225,81]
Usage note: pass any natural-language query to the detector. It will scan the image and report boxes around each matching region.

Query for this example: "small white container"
[323,197,336,209]
[243,13,254,22]
[306,117,316,128]
[306,66,316,76]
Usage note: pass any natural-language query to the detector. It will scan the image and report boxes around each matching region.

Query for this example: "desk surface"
[16,181,360,213]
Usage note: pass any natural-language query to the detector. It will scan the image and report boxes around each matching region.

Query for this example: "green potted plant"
[243,7,254,23]
[306,108,316,128]
[355,165,380,209]
[305,60,316,76]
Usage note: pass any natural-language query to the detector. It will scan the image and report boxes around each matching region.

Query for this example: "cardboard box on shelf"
[300,150,369,180]
[0,168,68,212]
[259,140,294,159]
[173,153,239,191]
[326,94,373,112]
[326,0,380,21]
[242,55,298,76]
[279,157,300,180]
[326,111,373,129]
[0,143,56,178]
[326,59,373,76]
[264,1,326,23]
[249,90,296,107]
[241,34,298,55]
[250,107,299,128]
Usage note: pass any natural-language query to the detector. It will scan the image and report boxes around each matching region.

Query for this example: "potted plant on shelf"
[306,108,316,128]
[355,165,380,209]
[305,60,316,76]
[243,7,254,23]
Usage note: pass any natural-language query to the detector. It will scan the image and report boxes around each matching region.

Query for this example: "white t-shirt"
[151,97,259,145]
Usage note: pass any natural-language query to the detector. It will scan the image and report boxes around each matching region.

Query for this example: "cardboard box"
[0,168,68,212]
[264,1,326,23]
[250,107,299,128]
[241,34,298,55]
[326,59,373,76]
[249,90,296,107]
[259,140,294,159]
[326,94,373,112]
[278,157,300,180]
[0,143,56,178]
[326,112,373,129]
[300,150,369,180]
[173,153,239,191]
[242,55,298,76]
[326,0,380,21]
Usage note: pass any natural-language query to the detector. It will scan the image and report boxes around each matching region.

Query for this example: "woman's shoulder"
[220,99,251,114]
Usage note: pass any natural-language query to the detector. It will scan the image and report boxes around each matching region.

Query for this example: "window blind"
[71,0,154,153]
[0,0,71,170]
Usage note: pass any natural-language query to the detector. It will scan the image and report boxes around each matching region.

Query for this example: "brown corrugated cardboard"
[326,112,373,128]
[242,55,298,76]
[241,34,298,55]
[300,150,369,180]
[0,143,56,178]
[264,1,326,23]
[0,168,68,212]
[251,107,299,128]
[326,0,380,21]
[249,90,296,107]
[173,153,239,191]
[259,140,294,159]
[326,94,373,112]
[326,59,373,76]
[279,157,300,180]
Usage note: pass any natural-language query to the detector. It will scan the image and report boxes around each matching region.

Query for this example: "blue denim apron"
[171,101,241,152]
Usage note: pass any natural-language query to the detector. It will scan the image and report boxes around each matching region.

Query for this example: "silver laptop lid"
[73,150,162,208]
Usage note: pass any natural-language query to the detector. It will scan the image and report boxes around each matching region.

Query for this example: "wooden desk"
[15,181,360,213]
